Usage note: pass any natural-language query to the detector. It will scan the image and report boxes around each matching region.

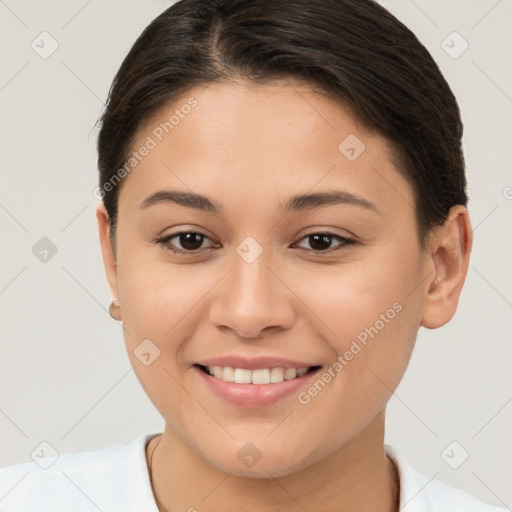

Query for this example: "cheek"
[116,245,226,375]
[299,249,417,345]
[117,239,201,332]
[287,286,417,459]
[115,254,208,425]
[294,246,421,396]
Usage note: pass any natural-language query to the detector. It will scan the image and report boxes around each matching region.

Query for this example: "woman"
[0,0,507,510]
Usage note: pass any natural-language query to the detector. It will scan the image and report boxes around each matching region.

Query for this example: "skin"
[96,79,473,511]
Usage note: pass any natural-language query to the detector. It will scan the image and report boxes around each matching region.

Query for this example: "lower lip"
[194,366,320,408]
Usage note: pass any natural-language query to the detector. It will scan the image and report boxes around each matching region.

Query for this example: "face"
[100,80,433,477]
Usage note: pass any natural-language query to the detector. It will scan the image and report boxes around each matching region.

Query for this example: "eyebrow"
[280,191,379,215]
[140,189,379,214]
[140,190,221,212]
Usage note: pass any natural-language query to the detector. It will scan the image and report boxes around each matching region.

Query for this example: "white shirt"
[0,433,508,511]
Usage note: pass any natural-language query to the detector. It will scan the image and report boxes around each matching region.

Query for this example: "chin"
[197,438,321,479]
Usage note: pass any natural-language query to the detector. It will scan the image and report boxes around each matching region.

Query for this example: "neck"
[148,411,399,512]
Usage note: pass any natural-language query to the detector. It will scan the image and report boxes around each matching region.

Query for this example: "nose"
[208,249,296,340]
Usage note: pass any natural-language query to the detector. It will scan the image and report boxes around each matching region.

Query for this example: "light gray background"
[1,0,511,508]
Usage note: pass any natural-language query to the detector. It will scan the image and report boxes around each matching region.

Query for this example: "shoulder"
[386,445,509,512]
[0,433,160,512]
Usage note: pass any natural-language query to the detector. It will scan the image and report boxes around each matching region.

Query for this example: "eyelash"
[155,230,357,255]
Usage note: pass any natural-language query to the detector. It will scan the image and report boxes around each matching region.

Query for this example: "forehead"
[120,80,414,219]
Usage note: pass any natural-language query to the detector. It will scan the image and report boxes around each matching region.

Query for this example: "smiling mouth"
[196,364,321,384]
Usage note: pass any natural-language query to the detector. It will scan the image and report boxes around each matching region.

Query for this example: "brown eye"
[176,232,206,251]
[157,231,215,253]
[295,232,356,252]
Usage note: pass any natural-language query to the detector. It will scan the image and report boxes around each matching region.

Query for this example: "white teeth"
[284,368,297,380]
[251,369,270,384]
[222,366,235,382]
[270,367,284,383]
[234,368,252,384]
[204,366,310,384]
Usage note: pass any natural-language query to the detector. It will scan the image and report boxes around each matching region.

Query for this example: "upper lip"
[196,356,318,370]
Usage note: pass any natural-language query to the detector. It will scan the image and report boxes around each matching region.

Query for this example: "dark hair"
[97,0,467,251]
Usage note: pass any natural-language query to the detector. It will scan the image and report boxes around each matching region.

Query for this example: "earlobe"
[96,202,122,322]
[108,298,122,322]
[420,205,473,329]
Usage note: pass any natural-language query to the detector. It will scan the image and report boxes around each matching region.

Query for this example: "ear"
[420,204,473,329]
[96,202,122,321]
